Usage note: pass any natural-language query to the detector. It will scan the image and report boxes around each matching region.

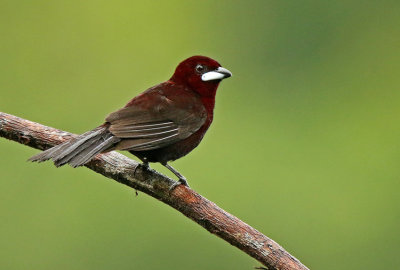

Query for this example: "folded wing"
[106,91,207,152]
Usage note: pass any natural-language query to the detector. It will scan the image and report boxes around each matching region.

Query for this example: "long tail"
[29,124,120,167]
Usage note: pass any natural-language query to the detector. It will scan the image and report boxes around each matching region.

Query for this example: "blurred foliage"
[1,1,400,269]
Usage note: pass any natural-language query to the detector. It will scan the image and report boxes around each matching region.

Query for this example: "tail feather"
[52,128,112,167]
[29,125,120,167]
[29,142,65,163]
[51,128,105,162]
[66,135,119,167]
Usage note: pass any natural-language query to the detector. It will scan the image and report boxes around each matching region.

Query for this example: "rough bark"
[0,112,309,270]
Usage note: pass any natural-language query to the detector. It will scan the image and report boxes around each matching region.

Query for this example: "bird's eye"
[195,64,204,73]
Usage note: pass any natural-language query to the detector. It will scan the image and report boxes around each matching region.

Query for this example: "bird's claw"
[169,178,190,191]
[178,177,189,187]
[141,161,150,170]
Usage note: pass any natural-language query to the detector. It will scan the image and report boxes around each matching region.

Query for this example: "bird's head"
[170,56,232,98]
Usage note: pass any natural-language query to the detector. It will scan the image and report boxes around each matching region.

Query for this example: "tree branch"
[0,112,309,270]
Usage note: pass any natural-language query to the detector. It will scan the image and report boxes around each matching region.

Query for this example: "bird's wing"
[105,91,207,151]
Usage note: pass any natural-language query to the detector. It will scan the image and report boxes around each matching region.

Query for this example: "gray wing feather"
[106,93,207,151]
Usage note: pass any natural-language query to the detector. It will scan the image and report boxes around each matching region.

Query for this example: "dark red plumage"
[29,55,232,187]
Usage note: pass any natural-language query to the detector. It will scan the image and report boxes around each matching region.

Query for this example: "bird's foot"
[134,161,150,183]
[178,177,189,187]
[169,177,190,191]
[141,161,150,170]
[161,163,190,191]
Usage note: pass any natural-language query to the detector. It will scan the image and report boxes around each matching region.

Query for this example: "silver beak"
[201,67,232,81]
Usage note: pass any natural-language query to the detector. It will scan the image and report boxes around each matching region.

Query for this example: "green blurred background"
[1,1,399,269]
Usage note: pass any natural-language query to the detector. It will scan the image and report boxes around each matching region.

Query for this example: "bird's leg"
[163,163,190,188]
[142,161,149,169]
[138,157,150,170]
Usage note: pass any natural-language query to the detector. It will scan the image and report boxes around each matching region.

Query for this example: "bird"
[29,55,232,187]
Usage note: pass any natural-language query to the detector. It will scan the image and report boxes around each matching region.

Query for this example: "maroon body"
[107,56,227,165]
[29,56,231,185]
[127,81,216,163]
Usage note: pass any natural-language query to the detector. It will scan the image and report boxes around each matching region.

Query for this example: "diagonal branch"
[0,112,309,270]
